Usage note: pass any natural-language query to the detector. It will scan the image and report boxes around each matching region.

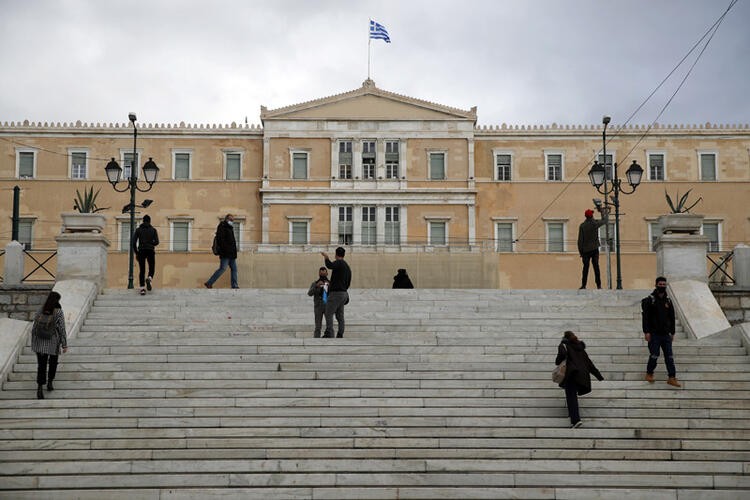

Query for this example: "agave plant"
[665,189,702,214]
[73,186,109,213]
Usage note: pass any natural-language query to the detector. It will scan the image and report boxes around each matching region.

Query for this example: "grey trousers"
[323,291,348,338]
[313,302,326,337]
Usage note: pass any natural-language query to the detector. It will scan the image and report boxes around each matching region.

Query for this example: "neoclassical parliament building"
[1,80,749,289]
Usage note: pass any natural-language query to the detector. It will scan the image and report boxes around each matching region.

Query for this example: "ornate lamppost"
[588,157,644,290]
[104,113,159,289]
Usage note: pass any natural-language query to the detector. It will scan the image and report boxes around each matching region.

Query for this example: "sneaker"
[645,373,655,383]
[204,282,212,289]
[139,288,146,296]
[571,421,583,429]
[146,276,152,291]
[667,377,682,388]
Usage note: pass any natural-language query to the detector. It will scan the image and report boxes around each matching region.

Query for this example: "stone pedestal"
[2,241,24,285]
[55,232,110,291]
[655,233,709,283]
[733,244,750,288]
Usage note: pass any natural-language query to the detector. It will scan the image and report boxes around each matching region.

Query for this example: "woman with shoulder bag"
[555,330,603,428]
[31,291,68,399]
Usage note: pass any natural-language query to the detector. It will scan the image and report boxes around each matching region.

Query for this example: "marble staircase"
[1,288,748,499]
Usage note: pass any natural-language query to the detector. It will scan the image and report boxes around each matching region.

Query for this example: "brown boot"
[645,373,655,383]
[667,377,682,387]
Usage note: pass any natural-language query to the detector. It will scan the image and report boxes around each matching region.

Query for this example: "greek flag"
[369,20,391,43]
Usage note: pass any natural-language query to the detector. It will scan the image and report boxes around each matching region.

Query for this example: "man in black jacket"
[321,247,351,338]
[132,214,159,295]
[642,276,681,387]
[204,214,239,289]
[307,266,329,338]
[577,208,608,289]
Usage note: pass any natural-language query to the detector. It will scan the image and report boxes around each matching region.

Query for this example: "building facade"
[2,80,749,289]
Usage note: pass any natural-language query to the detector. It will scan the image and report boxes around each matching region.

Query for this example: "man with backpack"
[204,214,239,289]
[642,276,681,387]
[132,214,159,296]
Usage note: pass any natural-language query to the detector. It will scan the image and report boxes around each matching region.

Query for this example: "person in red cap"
[577,207,608,289]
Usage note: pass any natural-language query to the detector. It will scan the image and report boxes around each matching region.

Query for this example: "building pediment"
[261,79,477,123]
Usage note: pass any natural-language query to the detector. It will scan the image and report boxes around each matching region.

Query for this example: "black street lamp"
[104,113,159,289]
[588,156,643,290]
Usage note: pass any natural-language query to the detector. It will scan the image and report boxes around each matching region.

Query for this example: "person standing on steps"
[132,214,159,296]
[642,276,681,387]
[555,330,604,428]
[204,214,239,289]
[31,291,68,400]
[321,247,351,338]
[307,266,330,338]
[577,206,608,289]
[392,268,414,289]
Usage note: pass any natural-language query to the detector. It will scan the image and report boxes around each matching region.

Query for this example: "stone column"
[733,244,750,288]
[3,241,24,285]
[55,232,110,291]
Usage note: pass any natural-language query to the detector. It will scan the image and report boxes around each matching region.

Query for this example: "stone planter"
[658,213,704,234]
[61,212,107,233]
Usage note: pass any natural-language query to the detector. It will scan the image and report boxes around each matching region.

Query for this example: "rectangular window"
[122,152,140,180]
[385,141,399,179]
[338,141,352,179]
[598,153,614,181]
[703,222,720,252]
[18,151,35,178]
[362,140,376,179]
[429,152,445,180]
[174,152,191,180]
[649,153,665,181]
[225,153,241,180]
[291,221,308,244]
[429,221,446,246]
[71,152,87,179]
[338,206,353,245]
[18,219,33,250]
[649,222,662,252]
[120,221,132,252]
[385,206,400,245]
[546,154,562,181]
[496,154,512,181]
[361,206,377,245]
[292,152,308,179]
[700,153,716,181]
[172,221,190,252]
[496,223,514,252]
[547,222,565,252]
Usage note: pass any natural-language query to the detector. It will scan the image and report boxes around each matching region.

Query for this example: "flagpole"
[367,20,372,80]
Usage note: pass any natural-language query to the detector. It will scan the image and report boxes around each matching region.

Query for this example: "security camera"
[128,112,137,122]
[593,198,603,208]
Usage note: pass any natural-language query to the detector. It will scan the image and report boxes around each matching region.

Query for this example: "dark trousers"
[647,335,676,377]
[323,291,348,338]
[313,302,326,338]
[137,249,155,287]
[580,250,601,288]
[564,379,581,424]
[36,353,59,386]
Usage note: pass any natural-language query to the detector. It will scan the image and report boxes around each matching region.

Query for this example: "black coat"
[641,289,675,336]
[132,223,159,252]
[577,217,606,255]
[556,339,603,395]
[215,220,237,259]
[392,271,414,289]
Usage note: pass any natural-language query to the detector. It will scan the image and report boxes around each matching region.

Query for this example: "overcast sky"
[1,0,748,128]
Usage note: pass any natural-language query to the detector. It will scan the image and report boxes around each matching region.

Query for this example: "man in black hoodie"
[132,214,159,295]
[204,214,239,289]
[642,276,681,387]
[307,266,329,338]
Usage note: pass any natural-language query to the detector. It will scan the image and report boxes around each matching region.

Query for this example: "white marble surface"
[0,317,31,382]
[669,279,731,339]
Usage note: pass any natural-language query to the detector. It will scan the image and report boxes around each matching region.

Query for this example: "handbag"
[552,344,567,384]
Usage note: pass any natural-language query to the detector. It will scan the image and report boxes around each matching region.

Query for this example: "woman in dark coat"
[392,268,414,289]
[555,330,603,428]
[31,291,68,399]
